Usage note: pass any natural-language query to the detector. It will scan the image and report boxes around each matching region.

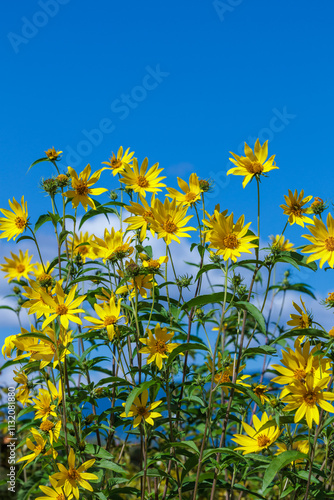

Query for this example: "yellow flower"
[204,212,258,262]
[91,227,134,262]
[17,428,48,468]
[281,374,334,428]
[120,390,162,428]
[65,164,108,211]
[39,281,86,330]
[166,173,203,207]
[286,297,312,329]
[45,147,62,161]
[10,327,40,362]
[124,194,158,241]
[22,280,56,319]
[270,234,294,252]
[2,334,18,358]
[1,250,35,282]
[13,370,33,406]
[116,260,155,298]
[205,353,250,395]
[67,231,96,262]
[119,157,166,197]
[302,212,334,268]
[39,420,62,446]
[101,146,135,176]
[51,448,97,500]
[139,323,181,370]
[227,139,278,188]
[232,412,280,455]
[36,475,71,500]
[142,255,168,270]
[32,380,62,421]
[0,196,29,241]
[84,296,126,341]
[275,440,309,466]
[329,327,334,337]
[30,327,73,369]
[33,261,54,287]
[253,384,270,404]
[280,189,314,226]
[149,197,196,245]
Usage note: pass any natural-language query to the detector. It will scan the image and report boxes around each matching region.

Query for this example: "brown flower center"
[254,387,266,397]
[15,216,27,229]
[137,176,149,188]
[325,237,334,251]
[247,161,263,174]
[155,340,167,354]
[104,315,117,326]
[185,192,197,203]
[16,264,26,273]
[137,406,149,417]
[56,494,65,500]
[294,369,307,381]
[291,204,302,217]
[68,468,80,480]
[163,220,177,233]
[303,391,317,406]
[257,434,271,448]
[56,304,68,316]
[223,234,239,249]
[78,245,89,255]
[216,372,230,384]
[75,182,89,196]
[142,210,154,221]
[40,420,54,432]
[111,158,122,170]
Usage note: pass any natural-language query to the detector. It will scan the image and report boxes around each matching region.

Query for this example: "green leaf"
[59,229,72,245]
[34,213,52,232]
[97,459,126,474]
[243,345,277,358]
[15,235,35,244]
[27,157,50,172]
[235,301,266,335]
[271,328,328,344]
[124,380,160,417]
[195,263,222,280]
[181,292,234,311]
[0,305,16,313]
[166,342,209,366]
[261,450,308,492]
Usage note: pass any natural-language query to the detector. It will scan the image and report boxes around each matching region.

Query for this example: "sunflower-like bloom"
[65,164,108,211]
[33,261,54,287]
[271,338,331,397]
[253,384,270,404]
[39,419,62,446]
[0,196,29,241]
[227,139,278,188]
[166,173,203,207]
[119,157,166,197]
[32,380,62,421]
[101,146,135,176]
[36,475,71,500]
[116,260,155,298]
[17,429,48,468]
[124,194,158,241]
[67,231,96,262]
[281,374,334,428]
[90,228,134,262]
[1,250,35,282]
[286,297,312,329]
[84,296,126,341]
[203,205,229,229]
[139,323,181,370]
[205,353,250,395]
[45,147,63,161]
[31,327,73,369]
[52,448,98,500]
[22,280,56,319]
[149,198,196,245]
[270,234,294,252]
[38,281,86,330]
[280,189,314,227]
[232,412,281,455]
[2,334,18,358]
[302,212,334,268]
[13,370,33,406]
[204,212,258,262]
[120,390,162,428]
[142,255,168,271]
[11,327,41,362]
[275,440,309,466]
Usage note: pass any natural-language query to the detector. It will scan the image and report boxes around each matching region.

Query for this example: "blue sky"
[1,0,334,345]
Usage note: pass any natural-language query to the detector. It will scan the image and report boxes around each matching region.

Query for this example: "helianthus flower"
[39,420,62,446]
[286,297,312,330]
[302,212,334,268]
[45,147,62,161]
[67,231,96,262]
[90,228,134,262]
[39,281,86,330]
[84,296,126,341]
[270,234,294,252]
[11,327,41,362]
[232,412,280,455]
[120,390,162,428]
[36,475,71,500]
[13,370,33,406]
[149,197,196,245]
[33,261,54,287]
[32,380,62,421]
[124,194,158,241]
[2,334,18,358]
[280,189,314,227]
[65,164,108,211]
[116,259,155,298]
[205,353,251,395]
[0,196,29,241]
[204,212,257,263]
[31,327,73,369]
[281,374,334,428]
[139,323,181,369]
[17,428,48,468]
[275,440,309,466]
[1,250,35,282]
[166,173,203,207]
[119,157,166,197]
[22,280,56,319]
[52,447,98,500]
[142,255,168,271]
[227,139,278,188]
[101,146,135,176]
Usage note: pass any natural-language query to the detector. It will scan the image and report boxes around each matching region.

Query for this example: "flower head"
[286,297,312,329]
[0,196,28,241]
[119,157,166,197]
[120,390,162,428]
[67,231,96,262]
[270,234,294,252]
[139,323,181,369]
[36,475,71,500]
[13,370,33,406]
[232,412,280,455]
[227,139,278,188]
[17,428,48,468]
[84,296,126,341]
[45,147,62,161]
[1,250,35,282]
[149,198,196,245]
[280,189,314,227]
[124,194,157,241]
[91,228,134,262]
[65,164,108,211]
[166,173,203,207]
[302,212,334,268]
[101,146,134,176]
